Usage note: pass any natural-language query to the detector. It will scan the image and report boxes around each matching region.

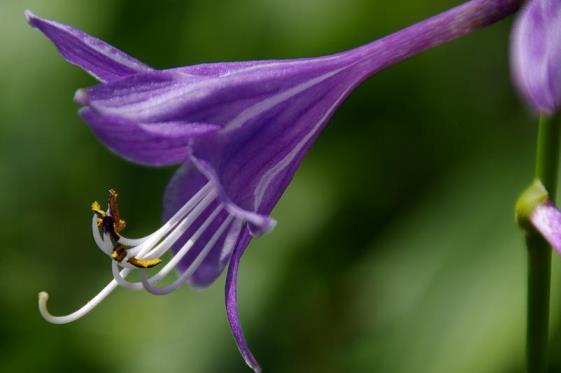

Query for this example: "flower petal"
[188,147,277,236]
[185,64,361,221]
[530,201,561,253]
[80,107,219,166]
[225,231,261,373]
[162,161,266,288]
[26,10,152,82]
[511,0,561,114]
[78,57,353,125]
[172,60,289,77]
[78,70,205,116]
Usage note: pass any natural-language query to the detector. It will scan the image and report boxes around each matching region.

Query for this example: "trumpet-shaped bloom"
[27,1,522,371]
[511,0,561,115]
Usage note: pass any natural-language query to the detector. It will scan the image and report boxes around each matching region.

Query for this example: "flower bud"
[511,0,561,115]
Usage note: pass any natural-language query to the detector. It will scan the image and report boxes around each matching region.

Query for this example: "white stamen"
[38,268,131,324]
[117,233,156,247]
[112,261,131,288]
[92,214,112,254]
[143,215,235,295]
[220,218,243,262]
[123,187,216,258]
[149,207,224,277]
[112,205,224,289]
[117,182,213,247]
[141,198,219,260]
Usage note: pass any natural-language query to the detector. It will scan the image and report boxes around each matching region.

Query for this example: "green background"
[1,0,559,372]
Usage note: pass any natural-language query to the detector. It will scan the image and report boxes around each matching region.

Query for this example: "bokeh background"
[2,0,561,372]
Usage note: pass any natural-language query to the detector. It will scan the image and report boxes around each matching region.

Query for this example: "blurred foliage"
[1,0,560,372]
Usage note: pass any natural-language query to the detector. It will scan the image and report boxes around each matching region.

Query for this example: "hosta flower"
[511,0,561,114]
[27,1,521,371]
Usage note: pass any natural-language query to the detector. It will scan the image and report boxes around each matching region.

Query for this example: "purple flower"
[28,2,521,371]
[511,0,561,115]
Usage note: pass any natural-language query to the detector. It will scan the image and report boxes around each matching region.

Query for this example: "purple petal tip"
[25,11,152,82]
[74,89,89,105]
[24,10,36,25]
[250,217,277,237]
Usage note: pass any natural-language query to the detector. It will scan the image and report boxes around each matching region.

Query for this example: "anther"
[91,189,127,241]
[108,189,126,234]
[102,216,120,241]
[127,257,162,269]
[111,245,127,262]
[91,200,104,215]
[91,201,106,227]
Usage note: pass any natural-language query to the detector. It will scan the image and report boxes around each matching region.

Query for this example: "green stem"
[527,115,560,373]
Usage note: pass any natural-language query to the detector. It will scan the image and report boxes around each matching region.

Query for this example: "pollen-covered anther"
[91,189,127,241]
[127,257,162,269]
[91,200,106,227]
[108,189,126,233]
[111,245,127,262]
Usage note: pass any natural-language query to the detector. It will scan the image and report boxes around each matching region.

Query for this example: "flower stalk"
[526,114,561,373]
